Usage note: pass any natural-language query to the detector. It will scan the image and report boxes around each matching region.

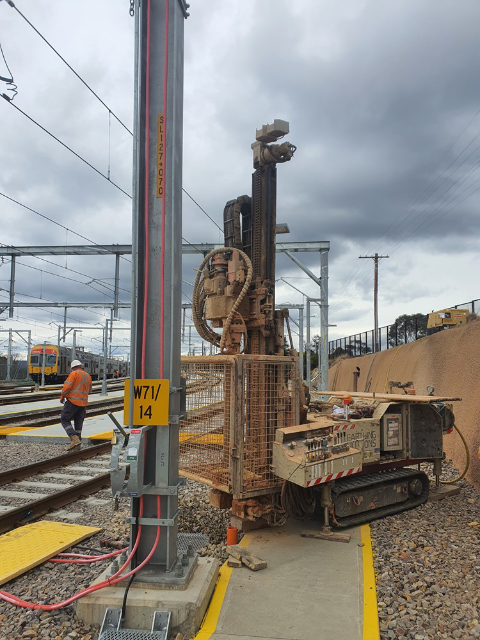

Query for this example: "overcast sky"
[1,0,479,361]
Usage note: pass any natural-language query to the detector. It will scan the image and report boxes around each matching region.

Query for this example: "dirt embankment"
[329,320,480,489]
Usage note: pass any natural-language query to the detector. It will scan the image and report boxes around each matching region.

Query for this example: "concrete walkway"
[6,409,124,442]
[203,519,366,640]
[0,390,123,417]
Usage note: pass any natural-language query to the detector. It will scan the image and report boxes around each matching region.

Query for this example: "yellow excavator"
[427,308,469,335]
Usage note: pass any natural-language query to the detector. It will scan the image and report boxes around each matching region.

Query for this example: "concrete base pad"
[429,484,461,501]
[76,556,219,638]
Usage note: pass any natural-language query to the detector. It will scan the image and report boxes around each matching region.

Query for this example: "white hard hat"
[71,360,83,369]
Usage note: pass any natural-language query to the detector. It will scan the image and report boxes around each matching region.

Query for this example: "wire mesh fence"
[179,355,300,498]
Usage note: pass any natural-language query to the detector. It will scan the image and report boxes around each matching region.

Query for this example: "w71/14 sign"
[124,379,170,425]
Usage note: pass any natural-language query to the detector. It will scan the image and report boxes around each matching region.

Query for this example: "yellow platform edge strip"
[361,524,380,640]
[194,534,251,640]
[0,520,101,586]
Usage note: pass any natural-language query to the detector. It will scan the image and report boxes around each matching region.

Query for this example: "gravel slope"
[372,464,480,640]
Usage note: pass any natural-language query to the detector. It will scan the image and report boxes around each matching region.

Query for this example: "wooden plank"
[313,390,462,403]
[227,557,242,568]
[227,544,267,571]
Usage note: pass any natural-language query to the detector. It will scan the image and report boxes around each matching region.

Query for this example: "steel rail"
[0,398,124,430]
[0,442,112,485]
[0,472,112,534]
[0,383,125,406]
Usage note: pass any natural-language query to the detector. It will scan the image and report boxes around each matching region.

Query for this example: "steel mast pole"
[6,328,12,380]
[41,341,46,387]
[26,331,31,380]
[298,306,304,378]
[102,321,108,396]
[306,298,311,388]
[319,248,329,391]
[130,0,186,577]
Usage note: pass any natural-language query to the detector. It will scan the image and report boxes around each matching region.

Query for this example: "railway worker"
[60,360,93,450]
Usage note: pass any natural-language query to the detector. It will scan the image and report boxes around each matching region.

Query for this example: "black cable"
[0,40,18,100]
[7,2,132,135]
[182,236,206,255]
[0,191,132,265]
[121,574,136,620]
[1,97,132,199]
[280,480,316,519]
[182,189,223,233]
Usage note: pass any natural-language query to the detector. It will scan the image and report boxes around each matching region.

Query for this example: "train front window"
[47,355,57,366]
[30,355,40,365]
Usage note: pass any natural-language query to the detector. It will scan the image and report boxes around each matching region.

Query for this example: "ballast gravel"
[0,441,231,639]
[2,439,477,640]
[372,461,480,640]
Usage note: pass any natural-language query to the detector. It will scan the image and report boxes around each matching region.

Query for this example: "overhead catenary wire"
[0,40,17,100]
[3,1,224,236]
[331,106,480,309]
[4,0,132,135]
[1,102,220,256]
[0,191,132,265]
[1,97,132,198]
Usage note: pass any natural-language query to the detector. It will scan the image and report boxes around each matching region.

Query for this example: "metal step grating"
[178,531,208,553]
[99,609,170,640]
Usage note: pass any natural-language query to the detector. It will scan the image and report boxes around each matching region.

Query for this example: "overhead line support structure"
[127,0,186,582]
[0,241,329,256]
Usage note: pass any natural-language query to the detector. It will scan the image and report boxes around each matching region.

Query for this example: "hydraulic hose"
[440,424,470,484]
[192,247,253,353]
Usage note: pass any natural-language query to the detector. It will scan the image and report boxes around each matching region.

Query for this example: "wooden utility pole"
[359,253,389,352]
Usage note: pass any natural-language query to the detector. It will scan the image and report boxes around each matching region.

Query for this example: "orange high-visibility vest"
[61,369,93,406]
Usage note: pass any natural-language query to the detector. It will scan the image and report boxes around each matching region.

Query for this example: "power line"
[0,191,132,265]
[182,189,222,233]
[2,99,224,246]
[15,259,118,297]
[1,96,132,199]
[5,1,132,135]
[0,39,17,100]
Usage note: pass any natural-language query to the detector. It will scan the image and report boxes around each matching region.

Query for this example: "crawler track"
[331,468,429,527]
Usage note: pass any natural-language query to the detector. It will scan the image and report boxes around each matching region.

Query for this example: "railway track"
[0,380,125,406]
[0,396,124,431]
[0,443,121,534]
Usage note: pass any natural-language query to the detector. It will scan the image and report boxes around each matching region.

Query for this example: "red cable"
[141,0,169,379]
[0,496,161,611]
[159,0,169,378]
[141,0,152,378]
[49,549,126,564]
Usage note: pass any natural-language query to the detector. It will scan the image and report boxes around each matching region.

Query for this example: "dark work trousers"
[61,400,87,438]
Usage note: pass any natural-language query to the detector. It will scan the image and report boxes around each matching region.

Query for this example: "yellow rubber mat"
[90,430,224,446]
[0,426,35,436]
[0,520,101,585]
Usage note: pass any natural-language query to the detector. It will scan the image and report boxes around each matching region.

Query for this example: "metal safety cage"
[179,355,300,499]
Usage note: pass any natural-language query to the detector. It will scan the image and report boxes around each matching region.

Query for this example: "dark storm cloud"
[1,0,479,345]
[183,0,480,256]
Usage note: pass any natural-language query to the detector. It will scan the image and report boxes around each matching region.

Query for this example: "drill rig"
[185,120,460,532]
[192,119,295,357]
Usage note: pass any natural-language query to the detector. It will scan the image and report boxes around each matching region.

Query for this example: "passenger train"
[29,344,128,384]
